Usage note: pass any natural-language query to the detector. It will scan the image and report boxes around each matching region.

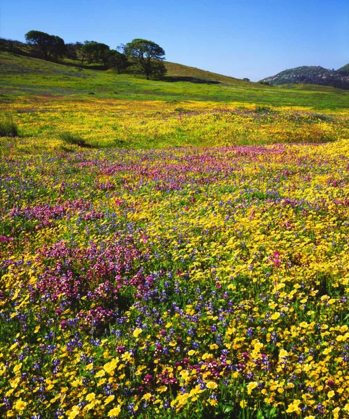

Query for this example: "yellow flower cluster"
[1,98,348,156]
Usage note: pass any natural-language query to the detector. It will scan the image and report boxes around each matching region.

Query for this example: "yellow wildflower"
[86,392,95,402]
[14,399,27,411]
[108,405,121,417]
[271,312,280,320]
[104,395,115,406]
[247,382,258,394]
[133,328,142,338]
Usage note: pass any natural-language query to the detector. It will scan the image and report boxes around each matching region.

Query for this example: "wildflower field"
[1,51,349,418]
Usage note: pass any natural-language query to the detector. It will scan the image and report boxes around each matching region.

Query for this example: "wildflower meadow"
[1,140,349,418]
[1,47,349,419]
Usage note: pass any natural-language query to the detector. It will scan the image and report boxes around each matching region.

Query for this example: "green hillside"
[1,51,349,108]
[164,61,245,84]
[0,37,246,85]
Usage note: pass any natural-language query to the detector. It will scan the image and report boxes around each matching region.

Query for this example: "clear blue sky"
[1,0,349,81]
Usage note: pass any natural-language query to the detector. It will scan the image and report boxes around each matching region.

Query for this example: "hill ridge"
[262,64,349,90]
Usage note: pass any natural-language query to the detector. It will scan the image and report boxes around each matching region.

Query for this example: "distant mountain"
[261,66,349,90]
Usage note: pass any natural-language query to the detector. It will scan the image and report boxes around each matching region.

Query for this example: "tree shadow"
[164,76,220,84]
[58,61,106,71]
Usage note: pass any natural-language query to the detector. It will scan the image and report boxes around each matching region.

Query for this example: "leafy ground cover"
[1,141,349,418]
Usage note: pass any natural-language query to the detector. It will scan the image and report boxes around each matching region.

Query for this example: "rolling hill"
[0,37,246,86]
[163,61,244,84]
[1,49,349,110]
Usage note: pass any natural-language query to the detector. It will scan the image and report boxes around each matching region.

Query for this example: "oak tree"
[123,39,166,79]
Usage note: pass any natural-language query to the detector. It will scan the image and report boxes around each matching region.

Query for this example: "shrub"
[0,115,18,137]
[255,105,273,114]
[59,132,89,147]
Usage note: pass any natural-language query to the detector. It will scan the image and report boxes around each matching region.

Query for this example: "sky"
[1,0,349,81]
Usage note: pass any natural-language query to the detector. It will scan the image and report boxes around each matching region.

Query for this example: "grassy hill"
[1,50,349,107]
[0,37,246,85]
[164,61,245,84]
[261,65,349,90]
[1,49,349,155]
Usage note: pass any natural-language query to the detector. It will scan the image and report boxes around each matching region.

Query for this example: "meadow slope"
[1,51,349,155]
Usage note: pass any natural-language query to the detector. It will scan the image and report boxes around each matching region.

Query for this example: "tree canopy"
[25,30,66,60]
[81,41,111,67]
[23,32,166,78]
[107,50,129,73]
[123,39,166,79]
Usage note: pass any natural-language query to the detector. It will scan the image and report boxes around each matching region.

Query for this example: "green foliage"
[123,38,166,79]
[255,105,272,113]
[65,42,83,61]
[25,30,66,60]
[0,114,18,137]
[59,132,89,147]
[81,41,110,67]
[107,50,129,73]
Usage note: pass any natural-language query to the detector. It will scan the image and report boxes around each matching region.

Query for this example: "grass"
[1,51,349,107]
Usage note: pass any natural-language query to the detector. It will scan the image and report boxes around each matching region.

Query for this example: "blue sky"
[1,0,349,81]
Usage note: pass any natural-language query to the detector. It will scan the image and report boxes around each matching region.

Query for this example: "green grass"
[1,51,349,109]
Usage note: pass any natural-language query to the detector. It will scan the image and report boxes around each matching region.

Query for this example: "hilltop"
[261,65,349,90]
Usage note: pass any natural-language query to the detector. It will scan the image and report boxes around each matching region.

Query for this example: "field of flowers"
[1,139,349,418]
[2,98,349,156]
[1,50,349,157]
